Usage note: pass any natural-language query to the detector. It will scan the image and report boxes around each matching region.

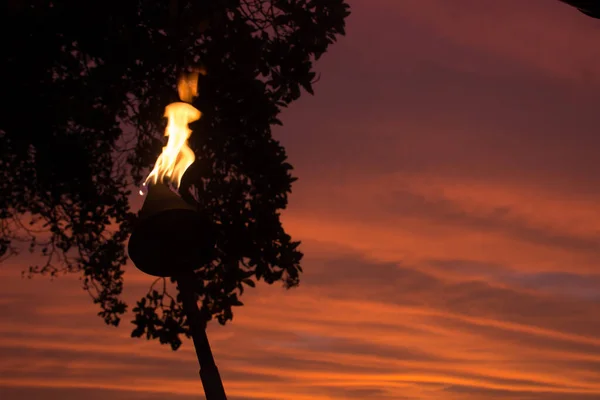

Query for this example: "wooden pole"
[177,270,228,400]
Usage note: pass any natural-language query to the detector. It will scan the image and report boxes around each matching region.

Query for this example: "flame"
[177,71,200,103]
[143,71,204,191]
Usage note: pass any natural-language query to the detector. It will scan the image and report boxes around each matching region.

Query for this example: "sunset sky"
[2,1,600,399]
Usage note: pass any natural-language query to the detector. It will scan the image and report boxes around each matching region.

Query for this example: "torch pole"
[177,270,227,400]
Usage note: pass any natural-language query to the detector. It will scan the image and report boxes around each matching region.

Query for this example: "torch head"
[128,183,216,277]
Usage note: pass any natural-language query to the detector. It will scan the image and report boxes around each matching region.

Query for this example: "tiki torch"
[127,69,227,400]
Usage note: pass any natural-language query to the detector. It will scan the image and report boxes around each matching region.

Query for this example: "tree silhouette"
[559,0,600,19]
[1,0,350,350]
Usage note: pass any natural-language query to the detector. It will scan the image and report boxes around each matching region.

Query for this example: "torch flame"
[143,71,204,191]
[177,71,200,103]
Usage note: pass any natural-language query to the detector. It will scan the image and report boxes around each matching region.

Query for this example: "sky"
[2,0,600,399]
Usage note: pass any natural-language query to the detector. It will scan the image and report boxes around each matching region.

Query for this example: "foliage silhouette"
[559,0,600,19]
[0,0,350,350]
